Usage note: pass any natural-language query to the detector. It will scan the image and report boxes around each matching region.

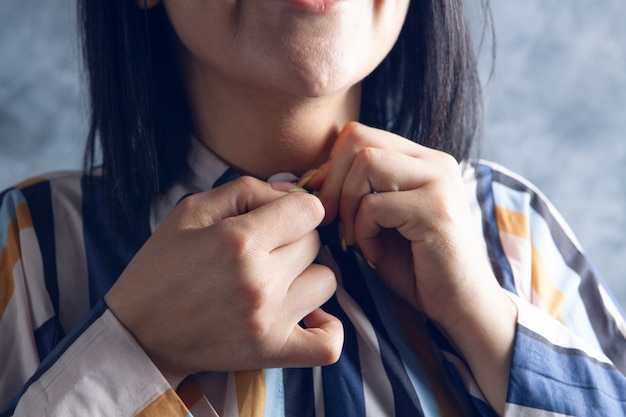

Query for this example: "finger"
[352,190,420,266]
[284,263,337,320]
[317,122,424,224]
[270,224,321,266]
[175,176,288,228]
[339,148,432,245]
[342,146,462,245]
[269,230,323,287]
[298,163,330,191]
[281,308,344,367]
[317,123,369,224]
[226,191,325,253]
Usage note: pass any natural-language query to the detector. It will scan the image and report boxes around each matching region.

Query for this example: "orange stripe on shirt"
[14,177,47,190]
[494,205,530,240]
[235,370,266,417]
[0,203,34,318]
[530,246,565,319]
[135,388,190,417]
[494,205,564,319]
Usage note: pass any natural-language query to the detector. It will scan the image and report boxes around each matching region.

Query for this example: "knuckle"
[355,146,380,166]
[437,152,460,172]
[318,327,343,365]
[337,122,368,151]
[176,193,197,211]
[245,309,271,340]
[234,175,263,192]
[220,218,257,255]
[247,278,272,308]
[359,192,379,213]
[236,278,273,335]
[173,194,214,228]
[342,120,363,138]
[238,175,261,188]
[312,264,338,295]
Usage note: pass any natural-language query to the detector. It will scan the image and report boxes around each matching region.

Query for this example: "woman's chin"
[273,63,363,100]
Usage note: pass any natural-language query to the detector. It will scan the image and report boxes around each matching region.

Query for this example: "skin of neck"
[181,56,362,180]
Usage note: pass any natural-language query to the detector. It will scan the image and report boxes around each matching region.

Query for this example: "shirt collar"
[150,138,234,231]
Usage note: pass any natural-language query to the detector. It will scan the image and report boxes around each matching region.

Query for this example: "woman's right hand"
[104,176,343,381]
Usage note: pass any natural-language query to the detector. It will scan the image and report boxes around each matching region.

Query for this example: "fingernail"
[366,260,377,270]
[298,169,319,187]
[297,175,313,188]
[341,238,348,252]
[288,187,308,193]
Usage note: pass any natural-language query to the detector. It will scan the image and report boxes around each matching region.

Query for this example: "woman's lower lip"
[279,0,346,13]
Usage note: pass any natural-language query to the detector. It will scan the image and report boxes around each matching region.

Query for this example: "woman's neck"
[183,66,362,179]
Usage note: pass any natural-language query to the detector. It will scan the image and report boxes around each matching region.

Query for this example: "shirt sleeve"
[486,164,626,415]
[504,291,626,416]
[0,188,190,417]
[5,303,190,417]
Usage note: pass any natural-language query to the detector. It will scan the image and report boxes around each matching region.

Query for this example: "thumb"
[175,176,290,228]
[282,308,344,367]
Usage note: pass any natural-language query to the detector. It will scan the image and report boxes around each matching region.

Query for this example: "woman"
[1,0,625,415]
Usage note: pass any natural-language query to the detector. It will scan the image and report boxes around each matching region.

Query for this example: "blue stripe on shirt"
[364,271,443,417]
[263,368,285,417]
[333,245,424,416]
[474,163,516,294]
[508,325,626,415]
[0,189,23,251]
[20,182,60,328]
[490,168,626,374]
[283,367,316,417]
[321,294,366,417]
[33,316,65,363]
[212,167,241,188]
[426,321,496,416]
[81,177,150,305]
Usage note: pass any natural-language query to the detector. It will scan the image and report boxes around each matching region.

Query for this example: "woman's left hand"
[305,122,493,325]
[304,122,517,415]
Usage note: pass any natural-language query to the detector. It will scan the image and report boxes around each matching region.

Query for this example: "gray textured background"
[1,1,625,308]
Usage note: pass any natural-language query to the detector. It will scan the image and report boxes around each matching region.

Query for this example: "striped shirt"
[1,141,626,416]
